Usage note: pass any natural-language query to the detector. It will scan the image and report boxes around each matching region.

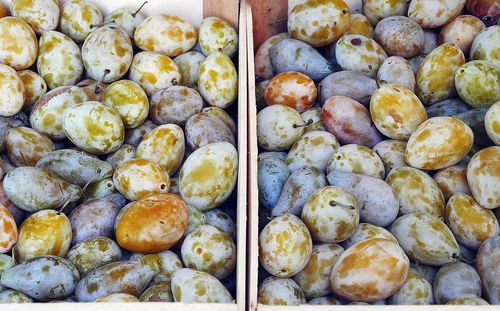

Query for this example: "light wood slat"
[204,0,240,28]
[236,2,248,311]
[245,1,259,310]
[0,302,238,311]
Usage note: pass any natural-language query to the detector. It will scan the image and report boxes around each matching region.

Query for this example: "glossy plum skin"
[321,96,383,148]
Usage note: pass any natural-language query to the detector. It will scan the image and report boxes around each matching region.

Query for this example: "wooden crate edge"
[258,304,497,310]
[0,302,239,311]
[236,1,248,311]
[245,1,259,310]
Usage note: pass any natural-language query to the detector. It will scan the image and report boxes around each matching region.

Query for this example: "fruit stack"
[254,0,499,305]
[0,0,241,304]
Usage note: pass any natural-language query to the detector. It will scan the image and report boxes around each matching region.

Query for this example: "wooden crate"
[0,0,247,310]
[245,1,497,310]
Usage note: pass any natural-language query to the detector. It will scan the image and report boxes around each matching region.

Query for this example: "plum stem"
[94,69,111,94]
[455,252,473,265]
[59,176,95,215]
[91,20,115,28]
[329,200,355,210]
[80,176,96,196]
[293,119,313,128]
[58,199,72,215]
[133,1,149,17]
[218,40,235,53]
